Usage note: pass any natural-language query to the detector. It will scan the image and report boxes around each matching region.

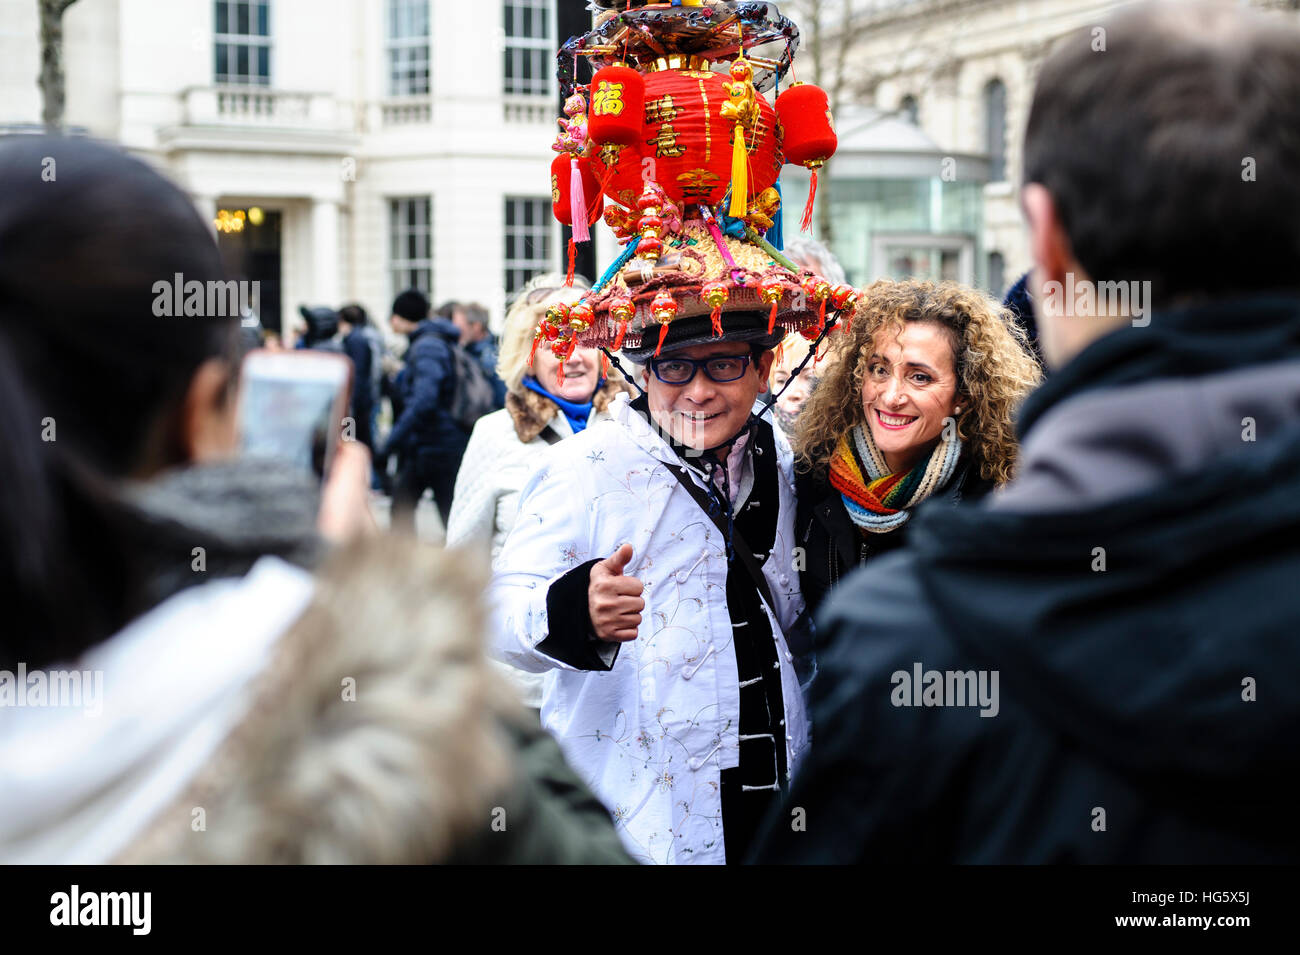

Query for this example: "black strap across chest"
[662,424,780,620]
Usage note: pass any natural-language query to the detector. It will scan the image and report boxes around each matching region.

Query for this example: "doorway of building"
[215,206,283,337]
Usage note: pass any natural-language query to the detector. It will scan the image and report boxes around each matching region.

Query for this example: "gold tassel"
[729,127,748,218]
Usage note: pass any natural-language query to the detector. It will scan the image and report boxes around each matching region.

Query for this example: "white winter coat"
[489,393,810,865]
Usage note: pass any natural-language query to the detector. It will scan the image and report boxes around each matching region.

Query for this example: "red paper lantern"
[550,154,601,226]
[776,82,837,168]
[591,67,783,211]
[776,83,838,232]
[589,65,645,147]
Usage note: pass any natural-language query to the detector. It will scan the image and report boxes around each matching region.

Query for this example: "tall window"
[388,0,430,97]
[214,1,271,86]
[503,0,551,97]
[504,197,551,296]
[984,78,1007,182]
[987,251,1006,298]
[390,198,433,297]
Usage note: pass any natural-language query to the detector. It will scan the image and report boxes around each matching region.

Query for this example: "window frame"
[983,78,1008,183]
[502,0,554,99]
[503,195,553,298]
[214,0,273,87]
[387,0,431,98]
[390,196,434,302]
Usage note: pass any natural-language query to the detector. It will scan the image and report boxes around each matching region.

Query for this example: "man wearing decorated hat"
[488,0,853,864]
[490,303,817,866]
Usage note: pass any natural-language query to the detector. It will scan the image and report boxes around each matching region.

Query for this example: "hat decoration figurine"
[533,0,853,370]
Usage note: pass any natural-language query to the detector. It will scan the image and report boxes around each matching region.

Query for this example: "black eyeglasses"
[648,354,753,385]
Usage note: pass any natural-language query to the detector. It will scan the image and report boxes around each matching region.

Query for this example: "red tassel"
[613,321,629,351]
[843,308,852,336]
[557,358,565,386]
[528,333,542,368]
[800,169,818,233]
[767,300,779,335]
[817,296,828,333]
[774,341,785,370]
[565,238,576,287]
[601,353,611,378]
[710,304,723,338]
[654,322,669,357]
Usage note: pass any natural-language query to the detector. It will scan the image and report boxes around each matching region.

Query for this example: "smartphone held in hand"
[238,350,352,482]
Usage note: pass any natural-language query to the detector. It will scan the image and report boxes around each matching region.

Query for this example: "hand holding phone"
[238,350,352,482]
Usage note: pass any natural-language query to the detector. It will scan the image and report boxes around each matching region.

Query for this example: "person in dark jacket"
[338,304,382,454]
[298,305,343,353]
[791,279,1040,619]
[455,302,507,409]
[381,289,469,532]
[1001,272,1043,365]
[753,0,1300,864]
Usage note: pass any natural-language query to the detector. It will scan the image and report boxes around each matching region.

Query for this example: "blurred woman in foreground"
[0,137,629,864]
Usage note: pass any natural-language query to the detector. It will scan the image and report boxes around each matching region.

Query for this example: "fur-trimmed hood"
[115,537,522,864]
[505,376,634,444]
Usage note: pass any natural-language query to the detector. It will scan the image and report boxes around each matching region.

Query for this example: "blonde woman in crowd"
[446,273,634,711]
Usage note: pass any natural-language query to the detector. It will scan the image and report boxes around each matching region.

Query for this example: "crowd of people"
[1,0,1297,865]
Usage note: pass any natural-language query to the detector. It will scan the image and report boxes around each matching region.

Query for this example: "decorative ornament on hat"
[553,90,600,271]
[759,274,786,335]
[721,55,759,218]
[651,289,679,357]
[701,281,730,339]
[775,81,838,232]
[745,187,782,232]
[535,1,851,370]
[634,182,668,262]
[610,296,636,351]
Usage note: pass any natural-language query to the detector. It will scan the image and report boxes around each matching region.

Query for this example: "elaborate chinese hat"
[534,0,859,370]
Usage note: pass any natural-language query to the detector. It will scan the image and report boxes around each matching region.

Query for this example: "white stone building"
[0,0,578,337]
[4,0,1296,322]
[825,0,1299,296]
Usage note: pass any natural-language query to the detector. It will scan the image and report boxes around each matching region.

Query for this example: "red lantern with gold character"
[589,64,645,147]
[776,82,838,231]
[591,67,783,212]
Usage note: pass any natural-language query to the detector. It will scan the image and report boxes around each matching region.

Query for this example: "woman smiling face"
[860,321,962,474]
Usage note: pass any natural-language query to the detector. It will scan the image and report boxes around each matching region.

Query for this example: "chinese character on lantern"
[592,80,626,117]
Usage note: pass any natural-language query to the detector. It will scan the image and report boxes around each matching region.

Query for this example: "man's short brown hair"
[1023,1,1300,309]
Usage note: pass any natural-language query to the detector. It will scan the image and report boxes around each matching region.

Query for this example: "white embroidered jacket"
[488,393,810,865]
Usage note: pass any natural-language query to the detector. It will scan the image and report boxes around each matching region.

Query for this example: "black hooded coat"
[752,297,1300,863]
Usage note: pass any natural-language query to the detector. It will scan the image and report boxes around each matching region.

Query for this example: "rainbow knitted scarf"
[828,424,963,533]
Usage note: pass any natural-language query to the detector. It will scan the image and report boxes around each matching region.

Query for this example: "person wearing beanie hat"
[487,0,854,864]
[390,289,430,325]
[380,288,469,531]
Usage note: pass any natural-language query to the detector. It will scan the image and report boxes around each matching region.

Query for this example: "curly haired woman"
[793,280,1042,617]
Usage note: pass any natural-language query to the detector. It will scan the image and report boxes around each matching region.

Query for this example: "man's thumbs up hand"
[589,544,644,643]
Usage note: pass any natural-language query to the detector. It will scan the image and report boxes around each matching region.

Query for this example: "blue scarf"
[522,376,601,434]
